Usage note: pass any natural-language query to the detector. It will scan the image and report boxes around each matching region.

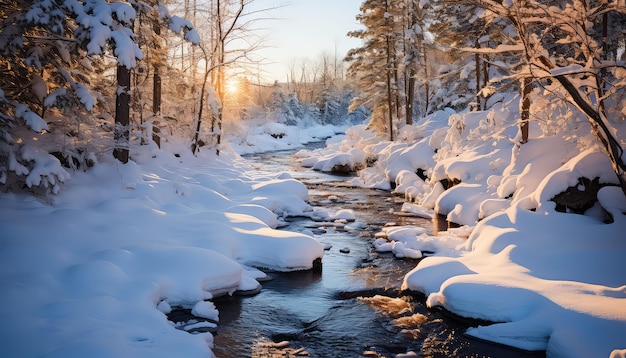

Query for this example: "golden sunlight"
[225,78,239,95]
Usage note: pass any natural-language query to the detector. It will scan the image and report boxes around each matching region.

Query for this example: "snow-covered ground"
[297,95,626,357]
[226,115,350,155]
[1,94,625,357]
[0,130,336,357]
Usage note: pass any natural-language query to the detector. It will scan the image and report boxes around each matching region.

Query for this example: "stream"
[175,145,546,358]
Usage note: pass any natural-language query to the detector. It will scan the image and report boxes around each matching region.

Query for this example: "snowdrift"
[0,143,324,357]
[298,94,626,357]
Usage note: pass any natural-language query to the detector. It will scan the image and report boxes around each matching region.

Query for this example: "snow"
[296,95,626,357]
[110,2,136,24]
[413,204,626,356]
[2,82,626,357]
[168,16,201,44]
[14,103,48,132]
[0,140,323,357]
[229,116,347,155]
[191,301,219,321]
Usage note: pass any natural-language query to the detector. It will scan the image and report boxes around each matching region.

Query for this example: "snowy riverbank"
[0,138,333,357]
[1,95,625,357]
[296,96,626,357]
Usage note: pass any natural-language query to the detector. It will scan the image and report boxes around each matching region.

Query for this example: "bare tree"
[190,0,271,155]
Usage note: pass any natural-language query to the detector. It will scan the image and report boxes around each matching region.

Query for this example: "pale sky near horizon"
[248,0,363,82]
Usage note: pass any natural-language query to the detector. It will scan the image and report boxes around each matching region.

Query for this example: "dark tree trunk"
[383,0,394,141]
[152,20,162,117]
[405,4,417,126]
[407,68,415,125]
[475,46,481,111]
[153,72,161,116]
[151,70,162,149]
[483,55,490,110]
[387,67,394,141]
[114,64,131,163]
[520,76,532,144]
[423,44,429,114]
[393,55,401,123]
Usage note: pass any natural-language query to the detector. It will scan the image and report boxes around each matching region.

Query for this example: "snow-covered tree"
[0,0,198,192]
[474,0,626,194]
[347,0,404,140]
[268,91,309,126]
[427,0,518,112]
[348,0,447,136]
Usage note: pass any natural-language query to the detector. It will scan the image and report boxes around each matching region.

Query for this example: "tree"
[428,0,516,113]
[475,0,626,194]
[0,0,143,176]
[347,0,404,140]
[0,0,199,191]
[189,0,268,155]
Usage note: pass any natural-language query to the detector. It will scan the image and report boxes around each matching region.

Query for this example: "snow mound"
[0,144,324,357]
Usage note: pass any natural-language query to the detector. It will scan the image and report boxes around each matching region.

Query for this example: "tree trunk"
[482,54,490,110]
[152,69,161,157]
[520,76,532,144]
[152,20,162,117]
[387,67,394,141]
[191,78,204,155]
[407,67,415,125]
[215,0,224,155]
[393,55,401,123]
[423,44,429,114]
[114,64,131,163]
[192,44,211,155]
[386,35,394,141]
[475,42,481,111]
[403,6,413,126]
[153,71,161,116]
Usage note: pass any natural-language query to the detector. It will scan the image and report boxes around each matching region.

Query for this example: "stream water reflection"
[206,147,545,358]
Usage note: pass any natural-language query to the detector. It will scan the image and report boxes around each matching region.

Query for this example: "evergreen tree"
[0,0,198,192]
[347,0,404,140]
[428,0,516,112]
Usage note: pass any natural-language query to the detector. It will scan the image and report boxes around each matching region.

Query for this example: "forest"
[1,0,625,197]
[1,0,626,357]
[0,0,365,194]
[0,0,624,196]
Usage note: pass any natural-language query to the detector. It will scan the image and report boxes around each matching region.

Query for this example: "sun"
[225,78,239,95]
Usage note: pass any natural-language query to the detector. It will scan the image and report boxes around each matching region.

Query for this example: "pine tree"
[0,0,198,191]
[347,0,404,140]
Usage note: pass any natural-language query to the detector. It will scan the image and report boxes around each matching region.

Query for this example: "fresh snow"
[0,139,323,357]
[1,89,626,358]
[297,95,626,357]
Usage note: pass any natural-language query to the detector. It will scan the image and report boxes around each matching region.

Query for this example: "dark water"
[182,146,546,358]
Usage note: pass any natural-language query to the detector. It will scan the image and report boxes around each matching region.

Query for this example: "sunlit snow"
[297,95,626,357]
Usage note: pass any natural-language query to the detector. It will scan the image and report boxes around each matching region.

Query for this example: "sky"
[248,0,364,82]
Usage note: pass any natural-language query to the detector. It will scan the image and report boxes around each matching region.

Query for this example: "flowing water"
[174,145,546,358]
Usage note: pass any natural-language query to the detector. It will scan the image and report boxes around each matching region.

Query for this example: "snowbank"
[0,142,323,357]
[227,116,347,155]
[299,94,626,356]
[404,203,626,356]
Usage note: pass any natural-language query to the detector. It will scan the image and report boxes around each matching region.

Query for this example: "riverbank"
[209,147,546,357]
[294,103,626,357]
[0,142,325,357]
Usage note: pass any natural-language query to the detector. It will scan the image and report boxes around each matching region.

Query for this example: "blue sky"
[248,0,363,82]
